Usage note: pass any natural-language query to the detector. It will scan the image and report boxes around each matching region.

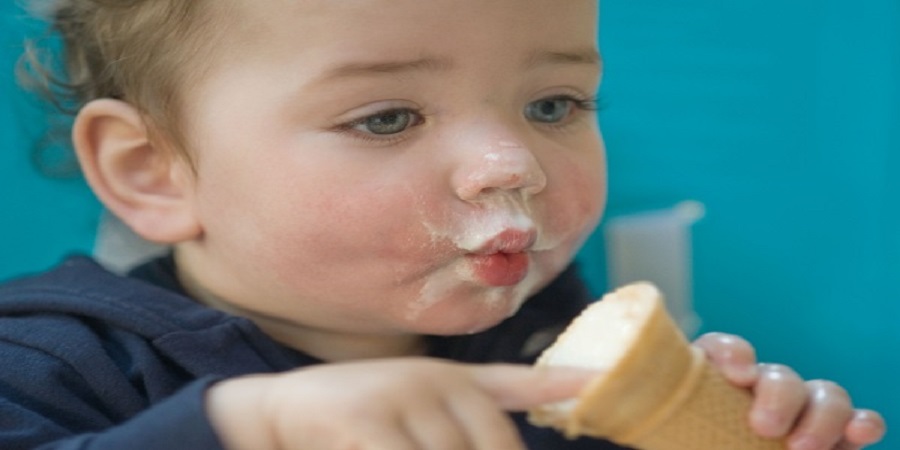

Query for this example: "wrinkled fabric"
[0,255,628,449]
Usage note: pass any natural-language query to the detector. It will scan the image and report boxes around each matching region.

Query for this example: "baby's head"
[24,1,231,159]
[29,0,608,359]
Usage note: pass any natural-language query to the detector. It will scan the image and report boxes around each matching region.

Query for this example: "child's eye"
[525,98,573,123]
[350,109,423,135]
[524,95,598,124]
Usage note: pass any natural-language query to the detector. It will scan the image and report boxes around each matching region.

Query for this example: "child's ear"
[73,99,201,244]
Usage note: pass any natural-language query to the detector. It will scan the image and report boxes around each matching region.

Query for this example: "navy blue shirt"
[0,255,629,449]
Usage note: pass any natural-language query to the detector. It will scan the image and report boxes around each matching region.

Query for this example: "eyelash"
[560,94,603,113]
[333,94,603,145]
[535,94,603,129]
[332,108,423,145]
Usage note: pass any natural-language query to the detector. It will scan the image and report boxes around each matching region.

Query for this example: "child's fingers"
[353,424,420,450]
[446,386,527,450]
[784,380,854,450]
[692,332,759,387]
[748,363,809,438]
[843,409,886,447]
[467,363,601,411]
[401,398,472,450]
[833,441,863,450]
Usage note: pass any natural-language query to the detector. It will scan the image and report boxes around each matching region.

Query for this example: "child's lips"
[470,229,537,255]
[465,229,536,286]
[466,251,530,287]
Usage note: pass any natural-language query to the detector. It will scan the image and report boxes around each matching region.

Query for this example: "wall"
[577,1,898,448]
[0,3,100,280]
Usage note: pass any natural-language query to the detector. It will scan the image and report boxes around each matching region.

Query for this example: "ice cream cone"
[529,283,785,450]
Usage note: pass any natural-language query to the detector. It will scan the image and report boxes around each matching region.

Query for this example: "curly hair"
[19,0,226,160]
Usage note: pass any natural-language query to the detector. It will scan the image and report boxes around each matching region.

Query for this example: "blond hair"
[20,0,226,159]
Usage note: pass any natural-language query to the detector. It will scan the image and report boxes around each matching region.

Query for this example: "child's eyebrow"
[319,56,455,80]
[311,48,601,85]
[524,48,602,70]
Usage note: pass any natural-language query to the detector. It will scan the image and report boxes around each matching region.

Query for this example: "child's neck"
[257,320,429,362]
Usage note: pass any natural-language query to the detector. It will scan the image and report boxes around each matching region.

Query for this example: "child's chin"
[414,302,523,336]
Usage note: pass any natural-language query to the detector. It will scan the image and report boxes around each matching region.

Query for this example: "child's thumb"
[468,363,602,411]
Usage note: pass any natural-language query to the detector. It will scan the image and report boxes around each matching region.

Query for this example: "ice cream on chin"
[407,192,553,326]
[424,191,549,288]
[453,215,540,290]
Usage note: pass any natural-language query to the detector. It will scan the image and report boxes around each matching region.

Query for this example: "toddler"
[0,0,885,449]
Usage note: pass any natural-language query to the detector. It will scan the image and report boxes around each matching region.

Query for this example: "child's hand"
[206,358,596,450]
[693,332,886,450]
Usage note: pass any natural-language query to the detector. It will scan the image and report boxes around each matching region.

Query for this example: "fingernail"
[855,410,884,428]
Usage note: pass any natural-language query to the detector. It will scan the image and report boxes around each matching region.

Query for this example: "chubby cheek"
[262,181,440,288]
[541,146,607,260]
[192,152,440,312]
[269,181,479,330]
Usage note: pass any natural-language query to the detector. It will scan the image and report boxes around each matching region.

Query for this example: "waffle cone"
[529,283,785,450]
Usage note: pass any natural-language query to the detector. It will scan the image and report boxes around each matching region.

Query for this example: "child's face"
[175,0,605,340]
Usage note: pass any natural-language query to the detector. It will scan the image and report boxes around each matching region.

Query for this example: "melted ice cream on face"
[456,214,533,252]
[411,263,543,333]
[454,139,548,203]
[447,190,565,252]
[401,126,571,323]
[417,187,546,257]
[407,191,551,324]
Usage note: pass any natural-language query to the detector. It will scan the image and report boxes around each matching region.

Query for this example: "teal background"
[1,1,897,448]
[1,3,100,279]
[578,1,899,448]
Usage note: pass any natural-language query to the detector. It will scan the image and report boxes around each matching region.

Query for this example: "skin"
[172,0,607,361]
[71,0,886,448]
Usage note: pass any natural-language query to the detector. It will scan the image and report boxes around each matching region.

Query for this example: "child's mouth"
[464,228,535,286]
[466,251,530,287]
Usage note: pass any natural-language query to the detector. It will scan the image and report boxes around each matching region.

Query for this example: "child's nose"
[451,138,548,201]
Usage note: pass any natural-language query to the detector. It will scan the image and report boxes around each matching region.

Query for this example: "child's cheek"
[304,180,449,261]
[545,156,607,242]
